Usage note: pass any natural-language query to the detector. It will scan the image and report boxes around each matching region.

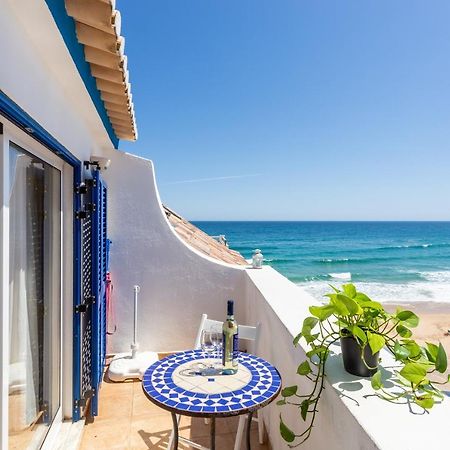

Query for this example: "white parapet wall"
[102,149,247,353]
[244,267,450,450]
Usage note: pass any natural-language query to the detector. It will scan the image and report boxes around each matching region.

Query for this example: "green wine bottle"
[222,300,238,374]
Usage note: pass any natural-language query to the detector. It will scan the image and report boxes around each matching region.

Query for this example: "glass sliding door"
[8,143,61,450]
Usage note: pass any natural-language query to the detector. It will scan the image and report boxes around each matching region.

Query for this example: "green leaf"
[402,340,422,359]
[276,399,286,406]
[367,332,385,354]
[280,416,296,442]
[293,332,302,347]
[297,361,312,376]
[354,292,372,302]
[421,383,444,399]
[371,370,382,390]
[396,310,419,328]
[360,300,383,311]
[309,304,335,321]
[300,400,309,421]
[396,324,412,338]
[330,296,350,316]
[336,294,362,315]
[304,333,319,344]
[342,283,357,298]
[416,396,435,410]
[435,342,447,373]
[425,342,439,362]
[301,317,318,335]
[306,345,328,360]
[399,362,427,385]
[394,341,410,360]
[281,385,297,397]
[351,325,367,344]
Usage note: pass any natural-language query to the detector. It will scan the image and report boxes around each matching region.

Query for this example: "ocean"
[193,221,450,305]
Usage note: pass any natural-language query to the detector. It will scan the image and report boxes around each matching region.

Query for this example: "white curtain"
[9,149,40,430]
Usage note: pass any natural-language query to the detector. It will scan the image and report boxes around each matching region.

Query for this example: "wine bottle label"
[222,331,239,368]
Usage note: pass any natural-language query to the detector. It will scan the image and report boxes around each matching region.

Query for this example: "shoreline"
[387,303,450,386]
[386,303,450,352]
[385,301,450,314]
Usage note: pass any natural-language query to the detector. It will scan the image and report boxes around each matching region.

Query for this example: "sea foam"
[329,272,352,281]
[298,270,450,305]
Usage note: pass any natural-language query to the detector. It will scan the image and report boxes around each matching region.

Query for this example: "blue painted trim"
[91,170,101,416]
[44,0,119,148]
[0,90,83,422]
[0,90,81,166]
[90,170,108,416]
[72,169,82,423]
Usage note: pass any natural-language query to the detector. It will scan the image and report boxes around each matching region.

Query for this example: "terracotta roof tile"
[164,205,247,266]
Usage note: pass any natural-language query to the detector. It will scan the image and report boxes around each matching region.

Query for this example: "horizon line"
[189,219,450,223]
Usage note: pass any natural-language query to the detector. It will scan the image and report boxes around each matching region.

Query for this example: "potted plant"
[278,283,449,446]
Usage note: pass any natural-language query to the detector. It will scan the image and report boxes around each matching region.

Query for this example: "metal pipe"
[131,285,140,358]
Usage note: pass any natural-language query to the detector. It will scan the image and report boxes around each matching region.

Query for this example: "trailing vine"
[278,283,449,447]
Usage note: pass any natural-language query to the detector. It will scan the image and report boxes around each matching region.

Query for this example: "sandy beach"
[386,302,450,387]
[386,302,450,353]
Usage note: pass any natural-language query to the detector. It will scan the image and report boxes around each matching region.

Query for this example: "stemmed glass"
[201,330,222,371]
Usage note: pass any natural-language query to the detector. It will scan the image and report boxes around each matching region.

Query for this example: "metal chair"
[167,314,264,450]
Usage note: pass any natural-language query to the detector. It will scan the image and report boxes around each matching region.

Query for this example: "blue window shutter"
[90,170,108,416]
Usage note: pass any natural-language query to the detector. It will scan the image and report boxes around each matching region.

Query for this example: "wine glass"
[201,331,222,371]
[201,330,216,368]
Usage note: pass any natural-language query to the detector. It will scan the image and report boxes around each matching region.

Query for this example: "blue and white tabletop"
[142,350,281,417]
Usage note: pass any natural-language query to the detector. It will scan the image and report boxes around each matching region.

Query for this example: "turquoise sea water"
[193,221,450,304]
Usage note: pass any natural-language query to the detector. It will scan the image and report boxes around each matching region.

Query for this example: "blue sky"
[118,1,450,221]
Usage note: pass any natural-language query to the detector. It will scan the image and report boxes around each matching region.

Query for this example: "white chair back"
[167,313,264,450]
[194,313,260,353]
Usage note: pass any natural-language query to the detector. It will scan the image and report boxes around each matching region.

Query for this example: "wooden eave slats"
[84,46,122,70]
[65,0,137,141]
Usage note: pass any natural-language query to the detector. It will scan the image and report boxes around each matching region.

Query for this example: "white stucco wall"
[1,0,118,432]
[1,0,114,162]
[102,149,247,353]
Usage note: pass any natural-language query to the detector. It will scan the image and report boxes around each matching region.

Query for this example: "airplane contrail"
[163,173,262,185]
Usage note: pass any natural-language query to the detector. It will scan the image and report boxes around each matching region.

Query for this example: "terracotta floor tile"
[80,377,270,450]
[129,414,174,450]
[132,385,165,417]
[80,419,131,450]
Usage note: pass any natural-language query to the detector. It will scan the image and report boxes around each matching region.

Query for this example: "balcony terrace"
[72,152,450,450]
[74,265,449,450]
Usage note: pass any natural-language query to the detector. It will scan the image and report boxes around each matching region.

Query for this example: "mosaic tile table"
[142,350,281,450]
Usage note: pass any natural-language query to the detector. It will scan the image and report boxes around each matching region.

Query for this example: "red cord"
[106,272,116,335]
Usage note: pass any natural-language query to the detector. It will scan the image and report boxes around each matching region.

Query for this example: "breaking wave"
[297,270,450,305]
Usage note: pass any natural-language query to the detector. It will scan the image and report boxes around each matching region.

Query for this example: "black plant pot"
[340,334,379,377]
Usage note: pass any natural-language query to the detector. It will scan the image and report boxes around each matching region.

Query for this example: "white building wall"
[102,148,246,353]
[1,0,117,435]
[1,0,114,162]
